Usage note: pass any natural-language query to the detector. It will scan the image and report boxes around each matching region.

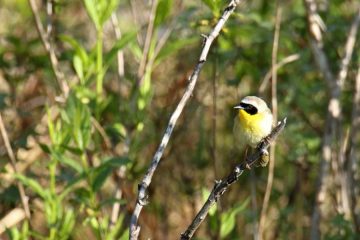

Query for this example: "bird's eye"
[245,105,258,115]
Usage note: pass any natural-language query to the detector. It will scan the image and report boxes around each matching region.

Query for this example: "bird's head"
[234,96,270,116]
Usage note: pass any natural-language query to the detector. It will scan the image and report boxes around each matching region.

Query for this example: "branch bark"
[129,1,243,239]
[180,118,287,240]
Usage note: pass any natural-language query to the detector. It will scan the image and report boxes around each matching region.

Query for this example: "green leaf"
[201,0,221,14]
[56,153,83,173]
[104,31,137,67]
[59,173,87,200]
[47,108,56,144]
[60,35,89,66]
[98,0,120,25]
[91,157,130,192]
[101,157,131,168]
[220,198,249,238]
[129,41,142,61]
[91,166,112,192]
[154,0,173,26]
[39,143,51,154]
[83,0,100,29]
[15,174,48,199]
[112,123,127,138]
[59,209,75,239]
[73,55,84,83]
[106,213,126,240]
[154,37,198,66]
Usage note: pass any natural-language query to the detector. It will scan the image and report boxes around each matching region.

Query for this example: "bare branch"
[129,1,242,239]
[336,7,360,87]
[0,113,31,219]
[349,66,360,232]
[180,119,287,240]
[258,53,300,94]
[111,13,125,78]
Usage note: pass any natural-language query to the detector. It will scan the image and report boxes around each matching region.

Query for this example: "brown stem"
[258,4,282,238]
[28,0,69,96]
[0,114,31,220]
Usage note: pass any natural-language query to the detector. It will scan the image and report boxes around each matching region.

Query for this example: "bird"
[233,96,273,168]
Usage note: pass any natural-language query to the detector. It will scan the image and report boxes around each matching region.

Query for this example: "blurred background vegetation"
[0,0,359,239]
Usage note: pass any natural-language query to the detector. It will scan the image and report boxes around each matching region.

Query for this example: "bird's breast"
[234,110,273,148]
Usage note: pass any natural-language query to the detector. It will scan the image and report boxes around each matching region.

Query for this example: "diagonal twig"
[28,0,69,96]
[137,0,158,84]
[258,53,300,94]
[180,118,287,240]
[129,1,243,239]
[0,113,31,220]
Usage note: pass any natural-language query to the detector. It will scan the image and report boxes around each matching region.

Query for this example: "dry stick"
[249,169,259,240]
[349,67,360,232]
[28,0,69,97]
[109,13,126,229]
[111,13,125,78]
[129,1,242,239]
[0,114,31,219]
[137,0,158,84]
[337,6,360,223]
[180,119,287,240]
[258,4,282,239]
[258,53,300,94]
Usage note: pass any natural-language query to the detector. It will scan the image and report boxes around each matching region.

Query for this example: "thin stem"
[0,113,31,220]
[96,28,104,101]
[49,161,57,195]
[111,13,125,79]
[258,4,282,238]
[137,0,158,83]
[28,0,69,96]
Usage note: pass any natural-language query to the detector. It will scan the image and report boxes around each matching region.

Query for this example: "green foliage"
[325,214,358,240]
[219,199,249,238]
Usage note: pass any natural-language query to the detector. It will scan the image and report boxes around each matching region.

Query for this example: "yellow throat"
[238,109,266,132]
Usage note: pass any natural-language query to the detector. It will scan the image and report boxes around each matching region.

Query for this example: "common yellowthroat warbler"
[233,96,273,167]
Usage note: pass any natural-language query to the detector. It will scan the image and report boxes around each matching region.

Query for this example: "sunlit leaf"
[83,0,100,29]
[155,0,173,26]
[104,31,137,67]
[220,198,249,238]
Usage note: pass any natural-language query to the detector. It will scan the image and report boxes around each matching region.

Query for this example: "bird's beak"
[234,104,244,109]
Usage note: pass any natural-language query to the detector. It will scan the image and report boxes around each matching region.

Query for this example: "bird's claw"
[261,148,269,156]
